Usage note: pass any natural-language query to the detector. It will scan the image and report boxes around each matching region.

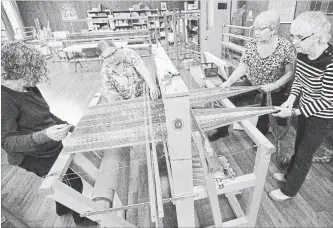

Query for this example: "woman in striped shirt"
[269,11,333,201]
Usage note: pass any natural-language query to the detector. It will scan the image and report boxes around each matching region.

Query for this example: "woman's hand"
[272,107,292,118]
[149,84,160,100]
[46,124,72,141]
[260,83,277,93]
[281,95,296,109]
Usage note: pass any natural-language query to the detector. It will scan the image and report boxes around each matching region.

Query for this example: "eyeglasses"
[290,33,314,42]
[252,26,269,32]
[100,49,117,59]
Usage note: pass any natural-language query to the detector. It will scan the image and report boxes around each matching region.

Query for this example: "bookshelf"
[147,9,173,41]
[109,10,148,31]
[84,7,176,43]
[87,9,111,30]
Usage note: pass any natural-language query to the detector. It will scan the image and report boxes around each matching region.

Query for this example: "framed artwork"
[59,2,77,20]
[161,2,167,10]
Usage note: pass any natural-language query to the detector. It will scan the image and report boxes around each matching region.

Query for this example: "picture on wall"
[161,2,167,10]
[59,2,77,20]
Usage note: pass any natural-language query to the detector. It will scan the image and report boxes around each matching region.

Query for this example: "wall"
[242,0,333,42]
[17,1,185,32]
[241,1,312,40]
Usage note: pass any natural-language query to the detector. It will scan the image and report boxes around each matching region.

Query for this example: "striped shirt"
[291,43,333,118]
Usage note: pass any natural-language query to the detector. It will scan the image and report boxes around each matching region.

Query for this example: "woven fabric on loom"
[62,99,167,154]
[61,86,267,155]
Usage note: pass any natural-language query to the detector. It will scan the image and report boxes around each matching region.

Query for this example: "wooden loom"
[39,44,276,227]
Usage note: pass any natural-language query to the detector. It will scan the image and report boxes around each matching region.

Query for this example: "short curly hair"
[253,11,280,35]
[1,41,49,84]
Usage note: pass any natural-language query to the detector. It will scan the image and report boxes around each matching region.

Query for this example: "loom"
[39,44,276,227]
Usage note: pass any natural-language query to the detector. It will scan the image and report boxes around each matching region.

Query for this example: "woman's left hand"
[260,83,278,93]
[149,85,160,100]
[272,107,292,118]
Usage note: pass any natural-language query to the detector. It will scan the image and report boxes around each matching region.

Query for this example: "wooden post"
[192,132,223,227]
[164,15,169,52]
[182,17,186,60]
[153,44,195,227]
[173,13,179,68]
[246,144,274,227]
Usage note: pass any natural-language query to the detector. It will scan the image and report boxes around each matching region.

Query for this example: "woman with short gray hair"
[270,11,333,201]
[209,11,295,141]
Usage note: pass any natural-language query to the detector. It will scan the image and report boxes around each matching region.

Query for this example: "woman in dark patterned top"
[209,11,295,141]
[1,41,97,226]
[269,11,333,201]
[97,40,160,102]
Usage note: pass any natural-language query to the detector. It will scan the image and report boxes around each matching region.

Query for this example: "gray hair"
[291,11,331,45]
[96,40,116,55]
[253,11,280,34]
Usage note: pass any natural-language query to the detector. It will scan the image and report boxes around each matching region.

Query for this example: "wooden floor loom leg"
[192,131,223,227]
[50,180,136,227]
[246,144,274,227]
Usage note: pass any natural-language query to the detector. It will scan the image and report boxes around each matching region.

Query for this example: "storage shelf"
[88,10,110,13]
[87,7,172,39]
[115,25,133,27]
[109,16,147,20]
[91,16,109,18]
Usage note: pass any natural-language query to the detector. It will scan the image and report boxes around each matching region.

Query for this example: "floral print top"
[242,37,295,86]
[101,48,145,100]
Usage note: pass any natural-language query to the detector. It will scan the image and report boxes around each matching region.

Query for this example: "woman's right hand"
[281,95,296,109]
[46,124,72,141]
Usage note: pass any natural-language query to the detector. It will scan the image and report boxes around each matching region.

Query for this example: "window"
[310,1,333,14]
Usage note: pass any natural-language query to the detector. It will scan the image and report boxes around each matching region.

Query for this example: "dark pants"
[216,87,288,135]
[18,154,83,216]
[281,115,333,197]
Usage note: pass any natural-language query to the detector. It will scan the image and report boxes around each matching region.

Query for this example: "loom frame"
[39,46,275,227]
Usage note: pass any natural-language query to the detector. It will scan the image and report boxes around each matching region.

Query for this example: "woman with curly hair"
[1,41,97,226]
